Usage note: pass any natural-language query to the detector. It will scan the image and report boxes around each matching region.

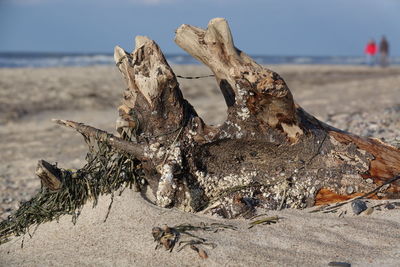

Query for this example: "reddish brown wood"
[330,131,400,180]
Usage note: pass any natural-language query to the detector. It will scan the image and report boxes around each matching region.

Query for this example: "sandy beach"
[1,64,400,266]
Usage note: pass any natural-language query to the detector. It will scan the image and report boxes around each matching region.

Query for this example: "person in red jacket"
[364,39,377,66]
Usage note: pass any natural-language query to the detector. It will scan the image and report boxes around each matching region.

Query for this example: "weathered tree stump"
[54,18,400,218]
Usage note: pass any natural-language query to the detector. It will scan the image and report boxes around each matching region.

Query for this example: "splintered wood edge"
[36,160,62,191]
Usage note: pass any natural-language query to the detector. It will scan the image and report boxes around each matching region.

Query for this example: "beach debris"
[248,215,280,229]
[152,225,179,252]
[309,175,400,215]
[313,198,400,217]
[152,222,235,258]
[364,207,374,215]
[383,202,396,210]
[366,200,400,212]
[190,245,208,259]
[351,200,368,215]
[315,200,368,217]
[0,135,142,245]
[174,222,237,233]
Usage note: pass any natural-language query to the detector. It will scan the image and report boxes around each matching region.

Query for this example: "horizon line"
[0,51,387,58]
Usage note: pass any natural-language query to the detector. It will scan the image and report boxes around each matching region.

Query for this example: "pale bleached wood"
[175,18,301,142]
[39,18,400,216]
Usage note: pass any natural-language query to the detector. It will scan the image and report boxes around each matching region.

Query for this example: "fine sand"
[1,65,400,266]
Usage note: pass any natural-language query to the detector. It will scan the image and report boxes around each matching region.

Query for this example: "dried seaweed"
[0,135,142,245]
[152,222,236,258]
[248,215,280,229]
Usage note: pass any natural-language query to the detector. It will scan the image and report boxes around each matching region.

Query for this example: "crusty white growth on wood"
[104,17,400,216]
[194,169,255,198]
[155,143,182,207]
[156,164,175,207]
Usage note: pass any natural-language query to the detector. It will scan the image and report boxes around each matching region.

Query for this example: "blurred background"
[0,0,399,66]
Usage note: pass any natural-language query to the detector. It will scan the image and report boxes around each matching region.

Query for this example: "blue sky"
[0,0,399,56]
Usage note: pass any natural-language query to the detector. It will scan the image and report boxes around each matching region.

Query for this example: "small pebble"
[346,186,354,195]
[351,199,367,215]
[384,202,396,210]
[364,207,374,215]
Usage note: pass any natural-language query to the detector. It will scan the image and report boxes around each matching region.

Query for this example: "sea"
[0,52,399,68]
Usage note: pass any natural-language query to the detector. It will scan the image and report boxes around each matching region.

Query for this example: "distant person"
[379,36,389,67]
[364,39,377,66]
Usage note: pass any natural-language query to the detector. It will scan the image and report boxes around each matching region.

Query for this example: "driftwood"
[36,160,63,191]
[50,18,400,217]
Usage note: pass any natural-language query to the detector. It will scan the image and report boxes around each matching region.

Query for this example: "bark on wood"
[53,119,146,159]
[36,160,63,191]
[49,18,400,217]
